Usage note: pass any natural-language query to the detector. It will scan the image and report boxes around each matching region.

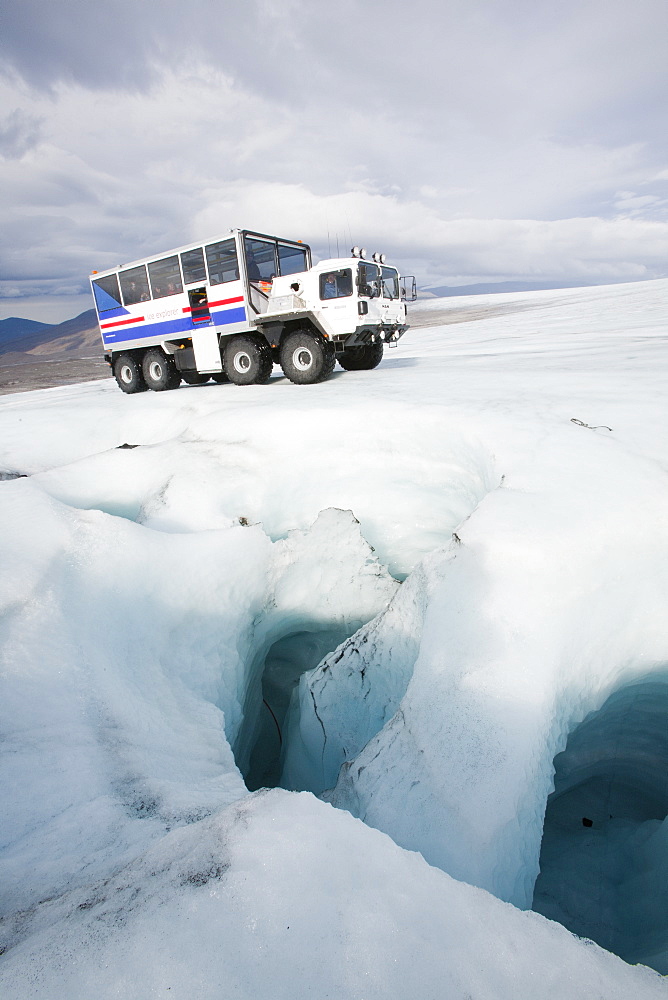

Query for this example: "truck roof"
[91,229,310,280]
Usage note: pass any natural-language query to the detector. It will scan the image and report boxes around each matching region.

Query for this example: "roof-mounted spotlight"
[351,246,361,257]
[359,247,367,259]
[372,252,379,263]
[379,253,386,264]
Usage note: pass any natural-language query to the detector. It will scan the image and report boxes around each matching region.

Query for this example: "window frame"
[319,268,353,300]
[381,265,400,300]
[147,255,183,300]
[205,238,240,286]
[277,242,308,277]
[180,247,207,286]
[358,261,381,298]
[243,236,278,283]
[120,264,151,306]
[92,273,123,313]
[240,230,312,282]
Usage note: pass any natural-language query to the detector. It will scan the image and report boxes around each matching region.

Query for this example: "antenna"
[344,208,353,251]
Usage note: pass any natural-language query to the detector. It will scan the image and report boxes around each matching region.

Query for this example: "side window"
[278,243,307,276]
[205,239,239,284]
[244,237,277,282]
[92,274,122,313]
[119,265,151,306]
[320,269,353,300]
[180,248,206,285]
[148,256,183,299]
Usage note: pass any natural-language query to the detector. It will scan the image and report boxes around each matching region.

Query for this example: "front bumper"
[340,322,408,349]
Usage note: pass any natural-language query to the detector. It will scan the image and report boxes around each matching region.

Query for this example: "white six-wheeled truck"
[90,228,416,391]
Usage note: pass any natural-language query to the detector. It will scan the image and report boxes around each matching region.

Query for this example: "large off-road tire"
[279,329,336,385]
[223,335,273,385]
[181,372,210,385]
[142,348,182,391]
[338,342,384,371]
[113,353,148,394]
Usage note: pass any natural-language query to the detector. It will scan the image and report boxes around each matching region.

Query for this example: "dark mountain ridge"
[0,316,55,347]
[0,310,99,361]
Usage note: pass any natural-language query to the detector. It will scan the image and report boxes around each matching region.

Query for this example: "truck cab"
[261,251,408,346]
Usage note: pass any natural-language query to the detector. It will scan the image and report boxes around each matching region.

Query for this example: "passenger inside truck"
[244,237,280,282]
[246,252,261,280]
[120,265,151,306]
[320,269,352,299]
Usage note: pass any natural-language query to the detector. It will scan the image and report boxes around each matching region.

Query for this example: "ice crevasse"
[286,432,668,973]
[0,481,397,918]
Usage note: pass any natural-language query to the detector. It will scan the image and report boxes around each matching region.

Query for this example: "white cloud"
[193,181,668,284]
[613,192,666,214]
[1,1,668,318]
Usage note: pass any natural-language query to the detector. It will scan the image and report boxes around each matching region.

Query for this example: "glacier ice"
[533,675,668,972]
[2,280,668,994]
[296,418,668,970]
[0,483,394,921]
[2,790,666,1000]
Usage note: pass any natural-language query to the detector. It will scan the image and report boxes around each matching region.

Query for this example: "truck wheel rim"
[120,364,133,383]
[149,361,163,380]
[293,347,313,371]
[234,352,251,373]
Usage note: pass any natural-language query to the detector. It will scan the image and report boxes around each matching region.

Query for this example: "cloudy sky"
[1,0,667,322]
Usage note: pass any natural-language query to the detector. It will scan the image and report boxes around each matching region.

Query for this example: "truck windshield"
[381,266,400,299]
[358,261,380,297]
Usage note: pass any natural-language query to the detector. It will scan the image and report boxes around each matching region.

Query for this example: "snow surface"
[1,278,668,996]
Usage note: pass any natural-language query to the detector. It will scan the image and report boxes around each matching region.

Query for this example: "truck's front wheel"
[223,335,273,385]
[338,342,384,371]
[280,330,335,385]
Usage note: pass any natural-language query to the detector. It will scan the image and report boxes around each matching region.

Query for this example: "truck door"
[188,287,211,325]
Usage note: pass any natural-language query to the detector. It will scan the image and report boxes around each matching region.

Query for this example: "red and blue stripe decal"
[101,296,245,344]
